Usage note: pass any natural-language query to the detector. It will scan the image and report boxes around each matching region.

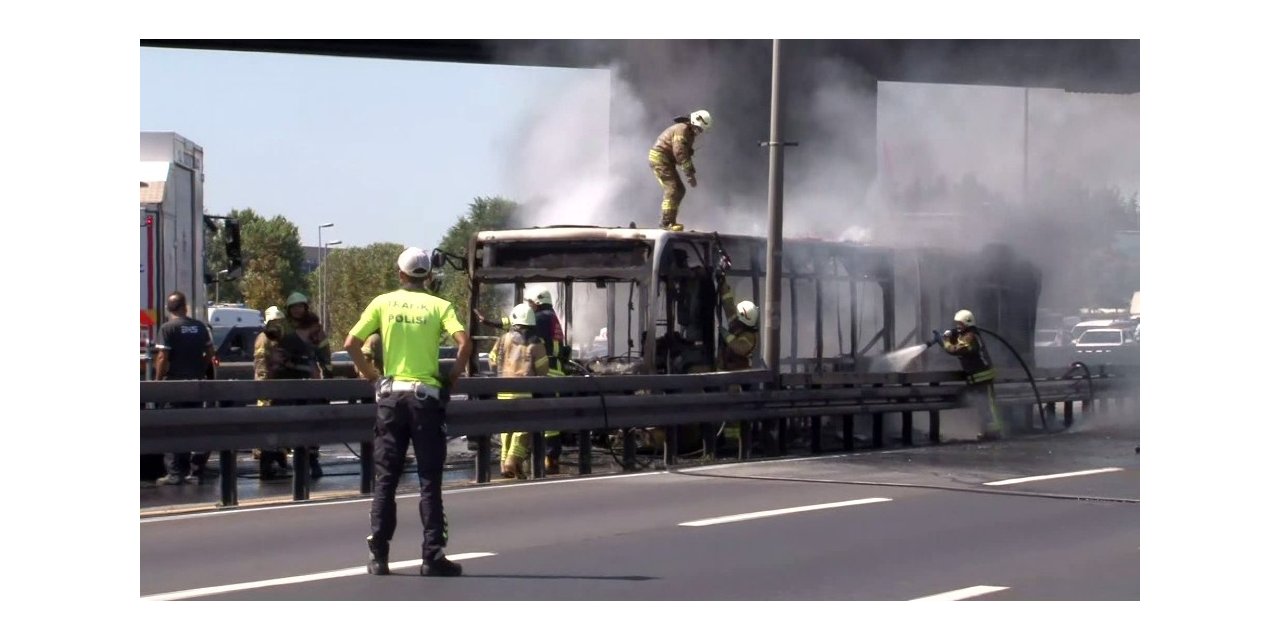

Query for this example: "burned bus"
[464,226,1041,377]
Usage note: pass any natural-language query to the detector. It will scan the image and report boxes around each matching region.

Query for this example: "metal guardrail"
[141,366,1136,506]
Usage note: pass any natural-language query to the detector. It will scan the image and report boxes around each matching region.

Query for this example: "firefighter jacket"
[490,328,550,400]
[534,303,566,375]
[651,122,699,178]
[942,328,996,383]
[716,282,758,371]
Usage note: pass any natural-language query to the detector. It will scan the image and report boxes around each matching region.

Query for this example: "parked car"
[1035,328,1067,348]
[1073,328,1134,353]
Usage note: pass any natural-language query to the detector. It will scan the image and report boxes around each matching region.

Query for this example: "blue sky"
[140,47,603,249]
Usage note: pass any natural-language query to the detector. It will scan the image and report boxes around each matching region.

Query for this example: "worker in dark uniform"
[346,247,473,577]
[527,288,568,474]
[939,309,1004,440]
[649,109,712,231]
[285,291,328,477]
[154,291,215,485]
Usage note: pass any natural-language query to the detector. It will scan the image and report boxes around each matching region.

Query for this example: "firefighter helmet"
[954,309,976,327]
[286,292,309,308]
[264,306,285,322]
[510,303,537,327]
[529,289,552,306]
[690,109,712,131]
[735,300,759,328]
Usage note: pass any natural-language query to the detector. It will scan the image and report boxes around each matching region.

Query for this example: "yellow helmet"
[954,309,976,327]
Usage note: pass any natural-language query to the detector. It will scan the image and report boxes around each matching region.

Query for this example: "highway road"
[141,421,1139,601]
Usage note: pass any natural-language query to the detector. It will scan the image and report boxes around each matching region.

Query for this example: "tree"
[434,196,520,328]
[313,242,406,338]
[206,208,307,311]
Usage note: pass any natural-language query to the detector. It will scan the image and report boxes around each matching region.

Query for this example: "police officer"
[489,303,550,478]
[345,247,473,577]
[939,309,1004,440]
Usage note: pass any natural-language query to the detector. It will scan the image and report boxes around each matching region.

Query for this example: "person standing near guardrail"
[528,288,568,474]
[489,303,550,479]
[939,309,1004,440]
[252,306,294,479]
[345,247,473,577]
[286,292,329,478]
[154,291,216,485]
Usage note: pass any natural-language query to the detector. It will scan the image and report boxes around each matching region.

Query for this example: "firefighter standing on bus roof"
[940,309,1004,440]
[490,303,550,479]
[649,109,712,231]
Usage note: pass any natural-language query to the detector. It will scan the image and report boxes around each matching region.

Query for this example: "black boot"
[366,536,390,575]
[420,554,462,577]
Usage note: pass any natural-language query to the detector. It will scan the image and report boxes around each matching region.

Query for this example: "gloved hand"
[943,329,955,344]
[688,174,698,188]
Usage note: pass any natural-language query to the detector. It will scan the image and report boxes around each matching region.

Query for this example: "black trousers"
[164,401,209,476]
[369,391,449,562]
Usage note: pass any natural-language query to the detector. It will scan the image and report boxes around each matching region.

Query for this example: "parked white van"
[207,304,263,329]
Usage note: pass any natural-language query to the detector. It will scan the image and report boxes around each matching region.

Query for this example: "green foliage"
[317,242,406,339]
[206,208,306,311]
[435,197,519,327]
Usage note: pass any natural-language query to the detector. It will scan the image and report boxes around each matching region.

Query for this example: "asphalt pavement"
[140,417,1139,601]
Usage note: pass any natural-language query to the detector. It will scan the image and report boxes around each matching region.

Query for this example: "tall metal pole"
[317,222,333,327]
[763,39,785,374]
[1023,87,1029,207]
[323,240,342,334]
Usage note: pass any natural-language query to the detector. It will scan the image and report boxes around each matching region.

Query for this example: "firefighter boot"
[421,552,463,577]
[502,456,526,480]
[660,210,683,232]
[309,450,324,478]
[366,535,390,575]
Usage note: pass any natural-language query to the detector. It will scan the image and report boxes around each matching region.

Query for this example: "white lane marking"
[687,449,913,473]
[142,471,666,523]
[141,552,496,601]
[678,497,892,527]
[911,585,1009,601]
[983,467,1123,486]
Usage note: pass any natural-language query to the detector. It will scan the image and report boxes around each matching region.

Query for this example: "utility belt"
[376,377,441,401]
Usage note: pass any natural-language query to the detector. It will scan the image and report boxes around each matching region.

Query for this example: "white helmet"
[510,303,537,327]
[527,289,552,306]
[735,300,759,328]
[689,109,712,131]
[264,306,285,322]
[954,309,976,327]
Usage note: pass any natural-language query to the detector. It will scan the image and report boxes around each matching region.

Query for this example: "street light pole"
[317,223,333,325]
[763,39,788,375]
